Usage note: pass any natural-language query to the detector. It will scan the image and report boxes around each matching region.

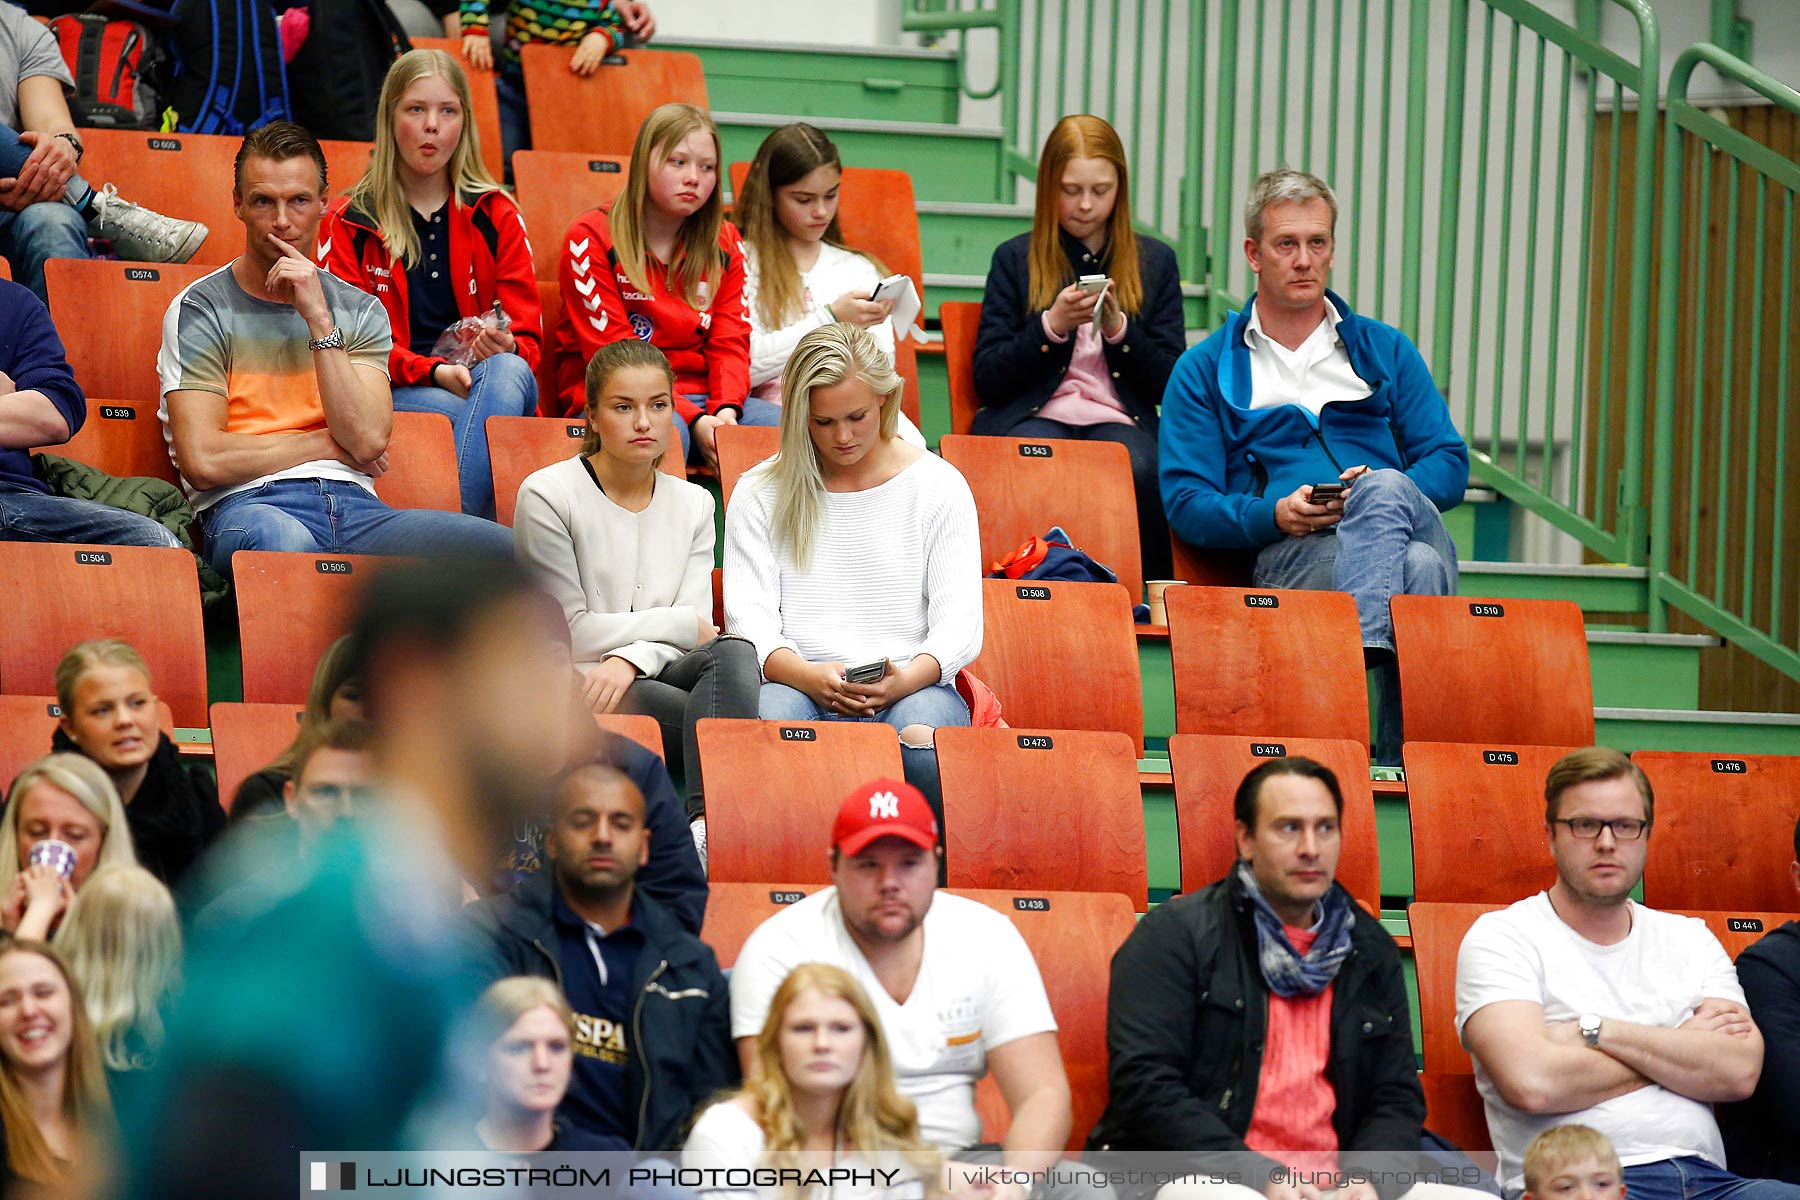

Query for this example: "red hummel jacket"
[547,206,750,422]
[317,189,542,386]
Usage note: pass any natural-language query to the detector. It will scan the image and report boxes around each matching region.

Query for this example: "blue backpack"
[985,525,1119,585]
[161,0,291,134]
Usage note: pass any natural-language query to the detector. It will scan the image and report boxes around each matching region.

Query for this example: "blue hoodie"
[1158,290,1468,549]
[0,279,84,494]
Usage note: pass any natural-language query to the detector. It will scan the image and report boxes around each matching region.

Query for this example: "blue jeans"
[0,124,93,302]
[1622,1157,1800,1200]
[758,680,970,827]
[495,70,529,181]
[392,352,538,518]
[736,396,783,428]
[1252,468,1458,764]
[1008,416,1171,581]
[0,482,181,547]
[199,477,513,578]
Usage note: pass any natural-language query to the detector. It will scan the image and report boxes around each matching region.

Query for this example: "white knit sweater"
[722,450,983,685]
[513,455,716,677]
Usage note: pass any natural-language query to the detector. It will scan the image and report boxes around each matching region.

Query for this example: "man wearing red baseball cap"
[730,778,1080,1200]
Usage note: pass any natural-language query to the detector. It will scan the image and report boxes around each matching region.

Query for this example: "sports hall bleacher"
[8,0,1800,1152]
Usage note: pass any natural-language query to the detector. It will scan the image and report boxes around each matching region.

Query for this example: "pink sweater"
[1034,312,1133,427]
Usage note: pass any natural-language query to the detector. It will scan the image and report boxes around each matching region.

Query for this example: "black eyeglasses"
[1553,817,1650,840]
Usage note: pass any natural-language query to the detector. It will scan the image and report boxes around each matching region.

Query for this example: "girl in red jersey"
[547,101,750,468]
[319,49,542,519]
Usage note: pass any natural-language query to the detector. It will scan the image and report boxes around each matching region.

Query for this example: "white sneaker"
[88,183,207,264]
[690,817,707,873]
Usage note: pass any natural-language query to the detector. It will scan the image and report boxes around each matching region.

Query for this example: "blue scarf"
[1235,861,1356,998]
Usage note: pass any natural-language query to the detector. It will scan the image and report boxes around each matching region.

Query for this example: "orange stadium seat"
[1167,585,1369,746]
[0,543,206,725]
[1636,750,1800,911]
[1669,909,1800,958]
[209,702,304,812]
[698,881,824,969]
[940,433,1142,596]
[1169,535,1254,587]
[936,727,1147,909]
[37,398,177,486]
[939,300,981,436]
[954,888,1135,1150]
[715,423,779,510]
[971,578,1143,753]
[372,410,460,511]
[512,151,630,276]
[1391,595,1594,747]
[485,415,589,525]
[1420,1071,1491,1151]
[77,130,373,267]
[409,38,505,183]
[234,550,409,704]
[519,46,707,157]
[0,694,173,790]
[47,258,210,407]
[696,718,904,885]
[595,713,665,760]
[1407,901,1501,1075]
[1404,741,1578,904]
[1167,733,1381,911]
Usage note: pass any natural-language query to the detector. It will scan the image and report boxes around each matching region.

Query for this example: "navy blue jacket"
[970,229,1186,434]
[1158,290,1469,549]
[0,279,85,493]
[465,869,738,1152]
[1721,920,1800,1183]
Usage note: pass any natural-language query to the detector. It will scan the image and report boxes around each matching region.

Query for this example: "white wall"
[652,0,906,47]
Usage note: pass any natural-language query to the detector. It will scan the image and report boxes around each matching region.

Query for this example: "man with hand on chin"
[157,121,513,581]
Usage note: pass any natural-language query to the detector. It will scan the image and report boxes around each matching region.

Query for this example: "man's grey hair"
[1245,168,1339,242]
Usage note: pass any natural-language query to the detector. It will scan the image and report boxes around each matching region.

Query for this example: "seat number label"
[769,891,805,904]
[1727,917,1764,932]
[125,268,160,282]
[316,560,352,574]
[779,726,816,741]
[1014,897,1050,911]
[589,160,621,172]
[74,550,111,565]
[99,406,134,420]
[1484,750,1519,765]
[1017,735,1053,750]
[1470,603,1505,617]
[1244,594,1279,608]
[565,424,585,438]
[1251,742,1287,757]
[1018,443,1053,458]
[148,138,181,151]
[1712,759,1747,773]
[1016,585,1051,600]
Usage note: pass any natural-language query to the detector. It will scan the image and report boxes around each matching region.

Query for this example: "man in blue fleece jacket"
[1159,169,1469,763]
[0,276,182,546]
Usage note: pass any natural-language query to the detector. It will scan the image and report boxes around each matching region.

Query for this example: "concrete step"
[712,112,1008,204]
[663,37,961,126]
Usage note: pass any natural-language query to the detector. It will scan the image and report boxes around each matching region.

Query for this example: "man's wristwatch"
[308,327,345,352]
[1579,1012,1603,1048]
[53,132,83,164]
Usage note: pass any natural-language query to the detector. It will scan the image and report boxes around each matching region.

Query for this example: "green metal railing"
[902,0,1662,565]
[1650,46,1800,678]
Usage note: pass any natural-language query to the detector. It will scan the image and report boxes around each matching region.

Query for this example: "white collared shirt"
[1244,297,1373,415]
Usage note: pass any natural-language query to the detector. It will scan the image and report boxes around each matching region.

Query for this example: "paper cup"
[1147,580,1183,626]
[28,839,76,881]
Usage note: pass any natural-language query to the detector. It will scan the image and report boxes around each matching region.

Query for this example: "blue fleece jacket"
[0,279,84,494]
[1158,290,1468,550]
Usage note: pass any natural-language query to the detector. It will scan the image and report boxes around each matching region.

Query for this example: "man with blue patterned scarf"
[1089,758,1490,1200]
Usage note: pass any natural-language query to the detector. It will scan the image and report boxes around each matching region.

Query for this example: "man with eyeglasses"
[1457,746,1790,1200]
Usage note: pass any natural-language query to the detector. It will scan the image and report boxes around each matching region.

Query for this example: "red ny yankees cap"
[832,778,939,856]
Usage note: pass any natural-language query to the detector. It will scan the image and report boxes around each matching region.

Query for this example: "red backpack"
[48,14,162,130]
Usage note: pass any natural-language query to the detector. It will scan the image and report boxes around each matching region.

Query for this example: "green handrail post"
[1209,0,1242,330]
[1179,0,1208,284]
[1429,0,1470,398]
[1614,0,1659,570]
[1397,0,1433,340]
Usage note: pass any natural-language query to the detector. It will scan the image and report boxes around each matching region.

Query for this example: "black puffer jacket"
[1088,869,1425,1198]
[50,728,225,888]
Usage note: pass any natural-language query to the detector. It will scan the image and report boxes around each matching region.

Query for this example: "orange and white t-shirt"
[157,263,392,510]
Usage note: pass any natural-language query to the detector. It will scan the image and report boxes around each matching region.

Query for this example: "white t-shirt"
[728,888,1057,1153]
[1455,893,1746,1195]
[682,1100,928,1200]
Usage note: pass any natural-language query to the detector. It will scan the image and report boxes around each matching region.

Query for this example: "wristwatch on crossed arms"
[1579,1012,1603,1047]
